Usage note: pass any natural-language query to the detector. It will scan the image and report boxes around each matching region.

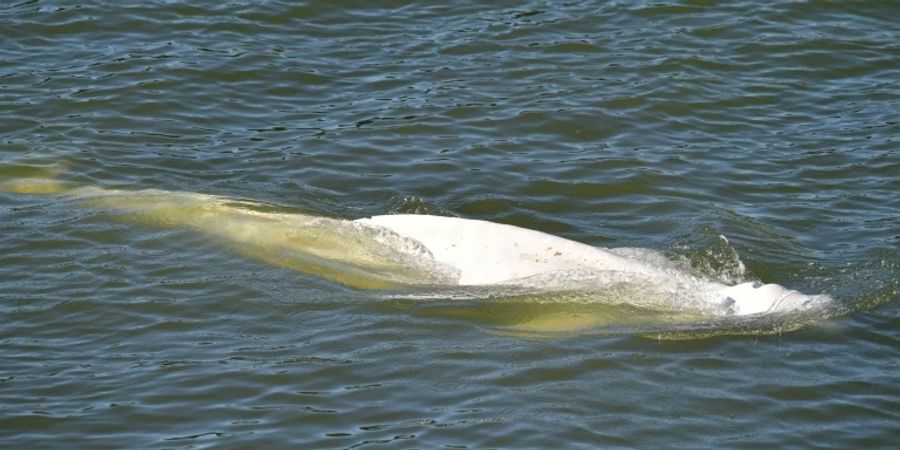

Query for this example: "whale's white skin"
[355,214,832,316]
[0,176,832,318]
[720,282,828,316]
[354,214,651,285]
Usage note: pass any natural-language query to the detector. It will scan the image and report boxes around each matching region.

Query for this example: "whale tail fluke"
[0,162,72,196]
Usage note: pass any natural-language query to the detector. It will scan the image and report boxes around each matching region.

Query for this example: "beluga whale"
[1,170,833,321]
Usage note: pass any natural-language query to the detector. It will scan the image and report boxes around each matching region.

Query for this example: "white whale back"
[356,214,649,285]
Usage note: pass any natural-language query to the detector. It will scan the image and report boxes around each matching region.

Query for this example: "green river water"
[1,1,898,448]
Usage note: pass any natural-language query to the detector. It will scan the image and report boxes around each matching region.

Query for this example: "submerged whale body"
[1,175,832,318]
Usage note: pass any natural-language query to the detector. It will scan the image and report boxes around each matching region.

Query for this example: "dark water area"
[1,1,898,448]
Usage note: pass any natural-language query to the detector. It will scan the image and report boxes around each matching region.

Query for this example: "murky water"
[2,1,898,448]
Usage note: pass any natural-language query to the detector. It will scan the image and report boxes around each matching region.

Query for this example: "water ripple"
[2,0,899,448]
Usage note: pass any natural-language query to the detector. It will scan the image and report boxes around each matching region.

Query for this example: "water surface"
[1,1,898,448]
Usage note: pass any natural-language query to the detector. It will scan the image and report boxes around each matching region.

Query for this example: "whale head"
[720,282,831,316]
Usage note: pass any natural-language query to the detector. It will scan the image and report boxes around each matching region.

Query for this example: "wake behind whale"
[1,172,833,332]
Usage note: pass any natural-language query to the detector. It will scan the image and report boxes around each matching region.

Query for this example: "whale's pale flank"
[1,174,832,319]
